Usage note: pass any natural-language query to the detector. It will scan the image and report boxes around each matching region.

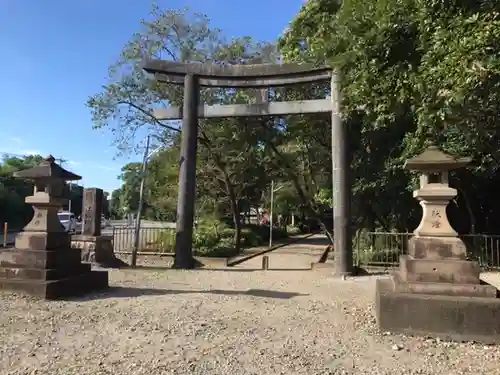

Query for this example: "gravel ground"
[1,236,500,375]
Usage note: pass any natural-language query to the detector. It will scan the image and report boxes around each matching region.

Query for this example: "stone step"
[0,248,82,269]
[392,272,497,298]
[399,255,481,284]
[0,270,108,300]
[376,278,500,344]
[0,263,91,281]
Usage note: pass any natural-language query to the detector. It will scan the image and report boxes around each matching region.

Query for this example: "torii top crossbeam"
[143,60,338,120]
[143,60,333,88]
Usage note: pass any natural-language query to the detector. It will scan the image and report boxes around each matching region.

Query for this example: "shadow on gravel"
[74,287,308,301]
[124,266,312,272]
[352,267,391,277]
[199,268,312,272]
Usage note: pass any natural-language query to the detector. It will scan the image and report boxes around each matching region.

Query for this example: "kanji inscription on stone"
[431,209,442,218]
[431,208,442,228]
[431,220,441,228]
[82,188,103,236]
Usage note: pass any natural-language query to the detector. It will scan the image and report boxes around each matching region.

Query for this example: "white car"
[58,211,76,233]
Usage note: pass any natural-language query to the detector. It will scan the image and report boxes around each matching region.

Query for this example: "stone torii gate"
[143,61,352,275]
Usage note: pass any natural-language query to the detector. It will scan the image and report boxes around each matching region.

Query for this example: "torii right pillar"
[375,145,500,344]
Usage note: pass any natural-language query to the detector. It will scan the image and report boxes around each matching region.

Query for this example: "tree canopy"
[278,0,500,234]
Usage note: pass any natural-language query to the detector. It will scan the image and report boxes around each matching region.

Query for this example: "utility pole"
[268,180,284,248]
[131,135,151,268]
[68,182,73,213]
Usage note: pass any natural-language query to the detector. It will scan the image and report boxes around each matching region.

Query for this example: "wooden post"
[262,255,269,270]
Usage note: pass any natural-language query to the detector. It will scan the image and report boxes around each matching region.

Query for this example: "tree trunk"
[229,190,242,253]
[222,171,242,253]
[456,185,476,234]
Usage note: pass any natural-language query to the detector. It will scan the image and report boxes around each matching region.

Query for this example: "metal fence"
[111,226,175,254]
[353,231,500,270]
[110,227,500,269]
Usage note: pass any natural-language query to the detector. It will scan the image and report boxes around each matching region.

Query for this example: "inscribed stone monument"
[71,188,123,267]
[82,188,102,236]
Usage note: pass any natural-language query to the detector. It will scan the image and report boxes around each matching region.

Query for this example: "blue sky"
[0,0,304,193]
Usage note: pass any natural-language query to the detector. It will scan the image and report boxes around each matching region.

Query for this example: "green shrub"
[286,225,301,235]
[242,224,288,242]
[151,229,176,253]
[192,217,234,257]
[273,227,288,240]
[241,226,262,247]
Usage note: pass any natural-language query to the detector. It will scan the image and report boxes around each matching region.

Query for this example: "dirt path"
[233,233,328,270]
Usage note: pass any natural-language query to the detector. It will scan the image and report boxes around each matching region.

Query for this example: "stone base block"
[400,255,481,284]
[376,278,500,344]
[0,263,91,281]
[0,270,108,300]
[392,272,497,297]
[15,231,71,251]
[71,235,125,268]
[408,236,467,260]
[0,248,82,269]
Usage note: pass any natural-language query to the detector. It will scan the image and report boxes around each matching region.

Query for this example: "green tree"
[111,162,143,216]
[87,5,279,251]
[278,0,500,235]
[0,154,44,228]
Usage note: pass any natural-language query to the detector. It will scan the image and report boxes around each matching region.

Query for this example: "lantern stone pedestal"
[0,156,108,300]
[375,146,500,344]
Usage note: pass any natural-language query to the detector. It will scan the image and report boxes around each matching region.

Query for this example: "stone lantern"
[404,145,471,258]
[375,145,500,344]
[0,155,108,299]
[13,155,82,249]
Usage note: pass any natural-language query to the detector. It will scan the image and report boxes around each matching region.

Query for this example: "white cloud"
[9,137,22,144]
[22,150,42,156]
[68,160,82,166]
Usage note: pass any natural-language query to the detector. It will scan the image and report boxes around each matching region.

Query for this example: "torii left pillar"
[173,74,199,269]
